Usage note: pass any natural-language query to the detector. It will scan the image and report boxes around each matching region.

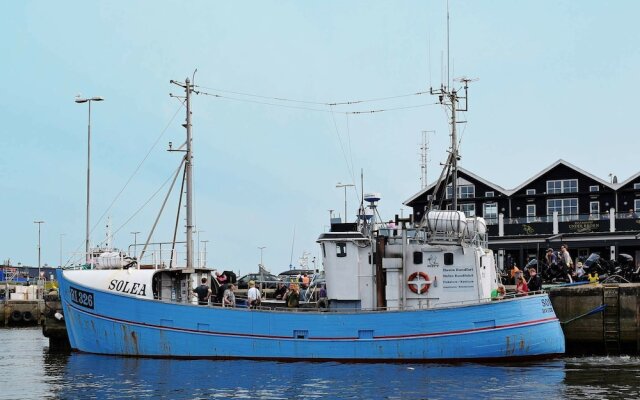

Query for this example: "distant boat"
[57,77,564,361]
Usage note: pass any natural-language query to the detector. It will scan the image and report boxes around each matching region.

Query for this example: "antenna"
[420,130,435,189]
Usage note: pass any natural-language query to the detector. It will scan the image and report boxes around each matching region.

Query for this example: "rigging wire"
[194,84,429,106]
[197,90,438,115]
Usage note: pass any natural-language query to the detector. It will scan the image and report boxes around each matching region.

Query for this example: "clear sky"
[2,1,639,276]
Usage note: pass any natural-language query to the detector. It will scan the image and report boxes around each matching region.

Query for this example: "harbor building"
[405,159,640,270]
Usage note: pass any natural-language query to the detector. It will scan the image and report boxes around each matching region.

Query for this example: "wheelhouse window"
[547,179,578,194]
[336,242,347,257]
[589,185,599,192]
[526,189,536,195]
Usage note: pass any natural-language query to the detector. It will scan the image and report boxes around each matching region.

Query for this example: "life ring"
[408,272,431,294]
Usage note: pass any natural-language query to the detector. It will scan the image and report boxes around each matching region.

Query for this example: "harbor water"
[2,327,640,399]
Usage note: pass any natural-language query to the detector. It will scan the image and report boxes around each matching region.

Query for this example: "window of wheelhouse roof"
[547,179,578,194]
[336,242,347,257]
[589,185,599,192]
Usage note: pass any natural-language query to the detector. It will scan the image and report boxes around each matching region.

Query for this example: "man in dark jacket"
[527,266,543,292]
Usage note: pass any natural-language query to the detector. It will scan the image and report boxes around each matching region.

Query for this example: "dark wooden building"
[405,159,640,270]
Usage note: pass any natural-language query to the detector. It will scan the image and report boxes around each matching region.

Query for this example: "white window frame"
[485,191,494,197]
[547,198,578,220]
[446,184,475,199]
[459,203,476,217]
[526,204,536,222]
[547,179,578,194]
[590,201,599,215]
[634,183,640,190]
[635,199,640,212]
[589,185,599,192]
[526,189,536,195]
[483,202,497,221]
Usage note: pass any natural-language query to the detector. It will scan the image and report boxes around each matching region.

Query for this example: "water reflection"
[7,327,640,400]
[54,353,567,399]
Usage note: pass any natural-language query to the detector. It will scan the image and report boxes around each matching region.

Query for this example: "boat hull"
[58,270,565,361]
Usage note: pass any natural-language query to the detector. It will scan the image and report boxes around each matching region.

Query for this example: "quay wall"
[549,283,640,355]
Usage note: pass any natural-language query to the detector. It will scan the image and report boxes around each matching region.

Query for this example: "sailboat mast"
[184,77,194,269]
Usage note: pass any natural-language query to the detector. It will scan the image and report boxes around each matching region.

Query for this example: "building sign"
[567,221,600,233]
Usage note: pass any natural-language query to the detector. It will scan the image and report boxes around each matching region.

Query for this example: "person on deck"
[274,282,287,300]
[527,266,542,292]
[247,280,261,309]
[193,277,211,305]
[491,284,506,300]
[516,275,529,295]
[222,284,236,308]
[286,283,300,308]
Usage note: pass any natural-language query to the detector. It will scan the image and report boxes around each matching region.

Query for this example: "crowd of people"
[192,270,327,309]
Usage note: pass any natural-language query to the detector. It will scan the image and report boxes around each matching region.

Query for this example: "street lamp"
[75,95,104,261]
[130,231,140,258]
[258,246,266,267]
[336,182,355,222]
[59,233,65,268]
[201,240,209,267]
[34,221,44,280]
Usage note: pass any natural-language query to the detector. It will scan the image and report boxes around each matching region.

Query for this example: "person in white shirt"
[247,280,261,309]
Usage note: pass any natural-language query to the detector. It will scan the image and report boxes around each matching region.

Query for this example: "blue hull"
[58,271,565,361]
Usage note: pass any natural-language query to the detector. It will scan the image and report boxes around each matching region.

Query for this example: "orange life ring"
[408,272,431,294]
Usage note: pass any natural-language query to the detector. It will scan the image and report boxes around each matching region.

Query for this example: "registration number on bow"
[70,286,94,309]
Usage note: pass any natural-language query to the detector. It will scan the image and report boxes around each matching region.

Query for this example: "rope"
[560,304,606,325]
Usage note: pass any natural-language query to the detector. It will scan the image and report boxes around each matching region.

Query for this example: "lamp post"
[201,240,209,267]
[59,233,65,268]
[336,182,355,222]
[130,231,140,258]
[258,246,266,267]
[75,95,104,262]
[34,221,44,280]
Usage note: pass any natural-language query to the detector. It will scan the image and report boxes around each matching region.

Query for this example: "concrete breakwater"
[549,283,640,355]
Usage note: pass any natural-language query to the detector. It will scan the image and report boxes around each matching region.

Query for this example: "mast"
[185,77,194,269]
[169,77,195,270]
[430,80,470,211]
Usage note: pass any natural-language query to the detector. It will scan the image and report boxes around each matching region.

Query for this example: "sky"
[2,1,639,276]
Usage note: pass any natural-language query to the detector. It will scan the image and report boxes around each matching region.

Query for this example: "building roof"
[509,159,616,194]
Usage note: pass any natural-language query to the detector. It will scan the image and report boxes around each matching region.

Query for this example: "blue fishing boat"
[57,77,565,361]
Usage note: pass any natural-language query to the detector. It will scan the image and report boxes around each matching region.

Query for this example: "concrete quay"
[549,283,640,355]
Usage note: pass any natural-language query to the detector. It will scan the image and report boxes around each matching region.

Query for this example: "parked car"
[237,272,280,289]
[277,269,315,283]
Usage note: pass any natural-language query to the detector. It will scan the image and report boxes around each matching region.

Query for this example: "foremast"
[170,77,195,271]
